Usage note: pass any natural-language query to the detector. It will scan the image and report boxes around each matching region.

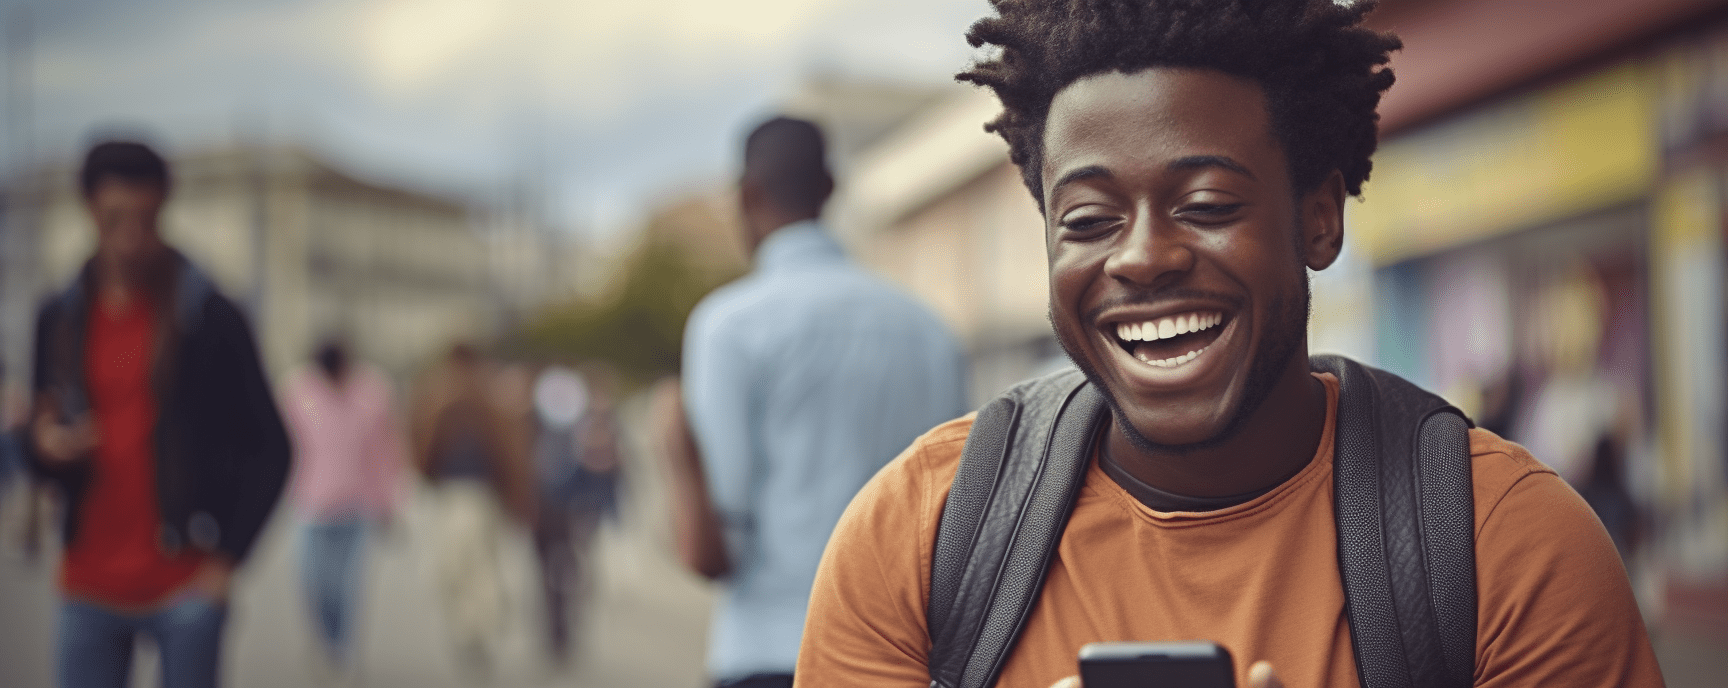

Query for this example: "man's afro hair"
[957,0,1401,211]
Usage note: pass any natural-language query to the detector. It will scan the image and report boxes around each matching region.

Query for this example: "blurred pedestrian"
[668,116,967,688]
[24,140,290,688]
[0,360,22,505]
[279,337,406,679]
[529,364,620,668]
[3,360,54,562]
[1579,434,1643,561]
[0,360,31,561]
[408,343,534,676]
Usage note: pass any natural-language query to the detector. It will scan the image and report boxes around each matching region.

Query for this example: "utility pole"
[2,5,36,383]
[5,6,30,175]
[243,109,269,323]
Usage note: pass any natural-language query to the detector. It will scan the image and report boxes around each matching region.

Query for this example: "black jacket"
[26,251,290,564]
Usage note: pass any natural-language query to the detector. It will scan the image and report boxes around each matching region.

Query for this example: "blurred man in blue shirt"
[665,116,967,688]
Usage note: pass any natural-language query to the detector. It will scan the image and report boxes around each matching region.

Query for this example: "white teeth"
[1133,346,1209,368]
[1113,311,1224,342]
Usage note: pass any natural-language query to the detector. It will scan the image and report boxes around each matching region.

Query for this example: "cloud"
[353,0,853,120]
[15,0,989,234]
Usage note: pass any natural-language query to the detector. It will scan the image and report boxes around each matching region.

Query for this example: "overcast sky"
[3,0,991,237]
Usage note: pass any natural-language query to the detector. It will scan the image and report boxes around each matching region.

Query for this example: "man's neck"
[747,213,819,257]
[94,250,168,313]
[1103,351,1329,499]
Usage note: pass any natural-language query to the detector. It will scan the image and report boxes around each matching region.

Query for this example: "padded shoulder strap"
[1312,354,1476,688]
[927,368,1108,688]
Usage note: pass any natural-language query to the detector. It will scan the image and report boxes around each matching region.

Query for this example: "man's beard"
[1054,273,1311,456]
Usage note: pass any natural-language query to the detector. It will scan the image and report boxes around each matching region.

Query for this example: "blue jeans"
[300,519,368,663]
[57,594,227,688]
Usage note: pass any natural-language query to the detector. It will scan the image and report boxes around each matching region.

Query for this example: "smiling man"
[793,1,1663,687]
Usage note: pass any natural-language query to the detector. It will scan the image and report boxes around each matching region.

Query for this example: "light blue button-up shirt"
[683,220,968,680]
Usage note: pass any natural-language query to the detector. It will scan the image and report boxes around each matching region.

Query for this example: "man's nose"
[1103,212,1194,288]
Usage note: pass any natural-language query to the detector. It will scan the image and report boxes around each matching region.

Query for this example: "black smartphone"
[1078,640,1237,688]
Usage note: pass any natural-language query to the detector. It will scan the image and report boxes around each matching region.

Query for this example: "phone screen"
[1078,641,1236,688]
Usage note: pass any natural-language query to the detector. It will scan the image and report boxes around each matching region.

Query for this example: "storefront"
[1348,17,1728,636]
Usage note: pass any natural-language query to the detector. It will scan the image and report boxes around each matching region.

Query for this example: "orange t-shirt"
[60,300,204,607]
[796,373,1663,688]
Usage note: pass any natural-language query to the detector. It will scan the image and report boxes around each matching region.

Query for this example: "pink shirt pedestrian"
[281,364,406,520]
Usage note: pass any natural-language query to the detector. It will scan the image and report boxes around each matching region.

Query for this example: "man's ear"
[738,176,762,214]
[816,172,836,210]
[1300,170,1346,271]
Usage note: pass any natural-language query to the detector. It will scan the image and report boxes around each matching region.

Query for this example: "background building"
[1356,0,1728,644]
[0,143,580,381]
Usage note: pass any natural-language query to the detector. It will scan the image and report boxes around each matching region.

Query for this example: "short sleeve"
[1471,444,1664,687]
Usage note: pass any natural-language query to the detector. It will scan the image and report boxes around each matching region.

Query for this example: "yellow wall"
[1351,63,1660,266]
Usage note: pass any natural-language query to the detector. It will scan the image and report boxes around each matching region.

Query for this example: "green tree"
[517,236,742,386]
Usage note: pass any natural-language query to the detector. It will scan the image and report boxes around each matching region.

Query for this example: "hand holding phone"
[1078,640,1237,688]
[31,407,99,465]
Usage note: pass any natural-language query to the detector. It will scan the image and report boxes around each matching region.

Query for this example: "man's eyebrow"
[1168,155,1256,180]
[1050,165,1111,193]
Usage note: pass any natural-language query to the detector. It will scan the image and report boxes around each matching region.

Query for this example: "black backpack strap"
[1313,354,1476,688]
[927,369,1108,688]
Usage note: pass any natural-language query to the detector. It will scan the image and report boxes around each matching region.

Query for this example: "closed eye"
[1175,203,1246,225]
[1059,215,1121,238]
